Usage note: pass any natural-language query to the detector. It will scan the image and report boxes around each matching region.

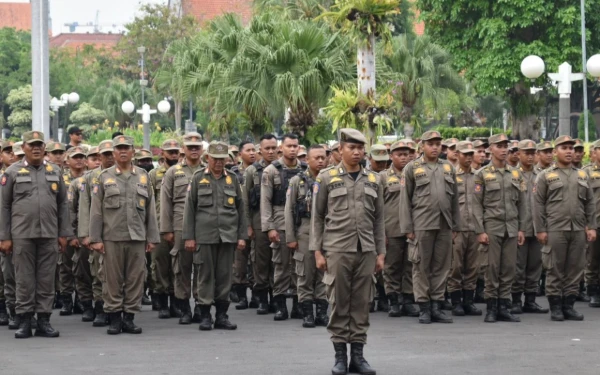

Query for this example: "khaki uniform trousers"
[544,231,586,297]
[152,237,174,295]
[102,241,146,314]
[1,253,15,308]
[0,259,4,301]
[73,246,93,301]
[58,245,75,294]
[512,237,542,294]
[410,221,452,303]
[251,212,274,293]
[89,251,104,303]
[271,230,297,297]
[325,250,376,345]
[193,242,235,305]
[295,226,326,302]
[172,231,199,301]
[447,232,479,293]
[13,238,58,314]
[483,233,517,300]
[383,236,413,295]
[233,240,250,286]
[585,234,600,287]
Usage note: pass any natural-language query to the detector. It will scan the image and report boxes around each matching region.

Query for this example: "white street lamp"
[587,54,600,78]
[68,92,80,104]
[57,91,78,143]
[50,97,65,141]
[121,99,171,150]
[520,55,545,79]
[121,100,135,115]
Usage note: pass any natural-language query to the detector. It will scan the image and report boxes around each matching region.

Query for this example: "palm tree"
[91,81,159,129]
[379,35,465,138]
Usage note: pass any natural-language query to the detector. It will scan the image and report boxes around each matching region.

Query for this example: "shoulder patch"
[474,183,482,193]
[443,164,451,173]
[511,170,519,179]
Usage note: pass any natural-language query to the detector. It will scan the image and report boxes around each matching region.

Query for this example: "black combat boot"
[122,312,142,334]
[256,289,269,315]
[369,300,376,313]
[192,303,202,323]
[315,299,329,326]
[348,343,376,375]
[8,307,19,330]
[562,294,584,321]
[268,289,277,313]
[107,312,122,334]
[538,273,546,296]
[93,301,107,327]
[81,300,94,322]
[474,278,485,303]
[332,342,348,375]
[522,292,548,313]
[441,291,453,311]
[158,294,170,319]
[387,293,402,317]
[151,293,160,311]
[73,293,84,314]
[587,285,600,307]
[548,295,564,321]
[179,299,192,325]
[450,290,464,316]
[249,289,259,309]
[0,300,8,326]
[34,313,59,337]
[169,294,182,318]
[141,286,152,306]
[462,290,482,316]
[273,295,289,321]
[577,280,590,302]
[431,300,453,323]
[375,285,389,312]
[301,300,315,328]
[418,302,431,324]
[198,305,213,331]
[53,292,63,309]
[214,301,237,330]
[59,293,73,316]
[510,292,523,314]
[235,285,248,310]
[290,295,303,319]
[484,298,497,323]
[402,293,420,317]
[497,299,520,322]
[14,313,32,339]
[229,287,240,303]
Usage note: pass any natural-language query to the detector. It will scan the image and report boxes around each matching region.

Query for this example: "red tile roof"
[182,0,253,25]
[49,33,123,49]
[0,2,32,31]
[414,9,425,36]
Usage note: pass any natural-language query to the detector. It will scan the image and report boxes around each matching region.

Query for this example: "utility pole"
[31,0,50,139]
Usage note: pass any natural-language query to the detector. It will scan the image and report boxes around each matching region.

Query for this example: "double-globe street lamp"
[121,99,171,150]
[521,55,600,141]
[50,92,79,143]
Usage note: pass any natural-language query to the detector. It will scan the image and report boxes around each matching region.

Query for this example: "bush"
[431,126,511,140]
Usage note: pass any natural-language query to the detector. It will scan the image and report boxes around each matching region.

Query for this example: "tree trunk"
[174,99,182,132]
[512,114,538,140]
[357,33,376,98]
[402,106,414,139]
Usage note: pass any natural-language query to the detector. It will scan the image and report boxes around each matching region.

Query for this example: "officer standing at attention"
[584,140,600,307]
[0,131,71,339]
[534,136,596,321]
[399,130,459,324]
[536,141,554,172]
[149,139,181,319]
[0,141,16,327]
[183,141,247,331]
[311,128,384,375]
[89,135,160,335]
[447,141,483,317]
[261,134,306,321]
[510,140,548,315]
[285,145,328,328]
[472,134,528,323]
[160,133,205,325]
[381,140,419,318]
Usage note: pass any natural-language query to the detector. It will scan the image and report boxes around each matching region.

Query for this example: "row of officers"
[0,128,598,375]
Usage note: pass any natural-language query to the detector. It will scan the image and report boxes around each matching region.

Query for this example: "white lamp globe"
[68,92,80,104]
[60,93,69,103]
[121,101,135,114]
[157,100,171,113]
[521,55,545,79]
[587,54,600,78]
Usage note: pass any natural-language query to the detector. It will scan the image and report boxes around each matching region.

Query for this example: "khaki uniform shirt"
[78,168,103,238]
[261,157,303,232]
[89,166,160,243]
[399,156,460,233]
[149,165,168,225]
[455,167,476,232]
[284,170,316,243]
[182,168,247,244]
[472,164,528,237]
[520,167,538,237]
[309,164,385,255]
[0,160,71,240]
[243,159,268,230]
[159,160,203,233]
[68,175,86,239]
[382,166,403,238]
[584,163,600,229]
[533,166,596,232]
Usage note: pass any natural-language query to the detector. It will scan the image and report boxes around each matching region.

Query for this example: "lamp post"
[122,99,171,150]
[59,92,79,143]
[521,55,600,140]
[138,46,147,106]
[50,97,64,141]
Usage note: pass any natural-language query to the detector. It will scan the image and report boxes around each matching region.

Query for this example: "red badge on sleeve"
[1,175,6,186]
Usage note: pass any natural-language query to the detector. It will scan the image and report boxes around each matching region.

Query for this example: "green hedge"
[431,126,511,140]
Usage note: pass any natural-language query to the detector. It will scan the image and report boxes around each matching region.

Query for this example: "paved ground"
[2,299,600,375]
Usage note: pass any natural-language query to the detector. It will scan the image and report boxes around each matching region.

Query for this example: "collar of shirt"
[204,167,227,179]
[115,165,137,175]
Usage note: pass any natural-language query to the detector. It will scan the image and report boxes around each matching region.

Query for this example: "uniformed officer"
[45,141,67,167]
[183,141,247,331]
[160,133,204,325]
[244,134,278,314]
[78,140,114,327]
[89,135,160,334]
[285,145,328,328]
[13,142,25,162]
[135,149,155,306]
[0,140,16,326]
[311,128,385,375]
[0,131,71,339]
[473,134,528,323]
[260,134,307,320]
[86,146,101,170]
[534,135,596,321]
[507,140,520,168]
[330,142,342,166]
[149,139,181,319]
[297,145,307,163]
[382,140,419,318]
[510,140,548,315]
[583,140,600,307]
[445,138,459,167]
[368,144,388,173]
[135,149,155,173]
[472,140,488,171]
[536,141,554,172]
[231,141,256,309]
[573,139,585,169]
[448,141,483,317]
[399,130,459,324]
[472,139,488,303]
